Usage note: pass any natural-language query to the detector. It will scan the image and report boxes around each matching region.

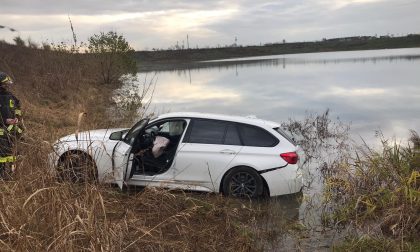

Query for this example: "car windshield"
[273,127,297,146]
[124,119,149,145]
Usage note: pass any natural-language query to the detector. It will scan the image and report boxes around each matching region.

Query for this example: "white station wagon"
[50,112,303,198]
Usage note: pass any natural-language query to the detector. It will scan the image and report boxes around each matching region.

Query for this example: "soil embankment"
[0,43,262,251]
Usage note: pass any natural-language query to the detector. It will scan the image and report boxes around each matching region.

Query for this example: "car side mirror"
[109,131,123,141]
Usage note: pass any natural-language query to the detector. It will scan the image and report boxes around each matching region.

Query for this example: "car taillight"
[280,152,299,164]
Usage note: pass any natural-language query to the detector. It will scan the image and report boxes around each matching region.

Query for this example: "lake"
[141,48,420,146]
[133,48,420,250]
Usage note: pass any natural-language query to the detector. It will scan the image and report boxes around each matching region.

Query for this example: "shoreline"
[135,34,420,72]
[137,47,420,72]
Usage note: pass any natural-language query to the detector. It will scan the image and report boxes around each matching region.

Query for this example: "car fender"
[53,140,114,182]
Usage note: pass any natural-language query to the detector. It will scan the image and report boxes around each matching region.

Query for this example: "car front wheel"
[222,167,264,198]
[58,152,97,183]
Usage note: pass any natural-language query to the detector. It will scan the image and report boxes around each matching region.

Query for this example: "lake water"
[134,48,420,250]
[141,48,420,146]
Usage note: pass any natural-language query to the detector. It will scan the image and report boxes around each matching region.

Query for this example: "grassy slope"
[0,43,264,251]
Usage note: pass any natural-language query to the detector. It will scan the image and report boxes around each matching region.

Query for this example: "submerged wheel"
[58,152,97,183]
[222,167,264,198]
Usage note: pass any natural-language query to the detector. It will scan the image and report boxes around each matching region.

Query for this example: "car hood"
[58,128,128,142]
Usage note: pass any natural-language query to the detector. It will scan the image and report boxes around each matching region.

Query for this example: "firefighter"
[0,72,23,178]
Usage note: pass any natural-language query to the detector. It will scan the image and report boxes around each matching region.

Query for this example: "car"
[49,112,303,198]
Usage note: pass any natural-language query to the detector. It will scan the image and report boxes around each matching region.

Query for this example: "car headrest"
[169,121,185,136]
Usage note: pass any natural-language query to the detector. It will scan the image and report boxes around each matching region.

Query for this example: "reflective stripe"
[9,99,14,108]
[15,109,22,116]
[5,125,23,134]
[0,156,16,163]
[0,129,4,136]
[1,76,12,83]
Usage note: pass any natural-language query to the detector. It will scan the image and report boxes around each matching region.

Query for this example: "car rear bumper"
[261,164,303,197]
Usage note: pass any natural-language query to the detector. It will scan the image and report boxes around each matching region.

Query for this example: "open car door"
[112,118,149,189]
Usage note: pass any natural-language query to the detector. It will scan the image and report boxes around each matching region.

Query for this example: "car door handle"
[220,149,236,155]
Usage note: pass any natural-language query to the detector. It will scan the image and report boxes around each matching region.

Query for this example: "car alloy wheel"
[223,167,264,198]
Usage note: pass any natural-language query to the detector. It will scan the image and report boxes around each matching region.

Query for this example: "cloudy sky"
[0,0,419,50]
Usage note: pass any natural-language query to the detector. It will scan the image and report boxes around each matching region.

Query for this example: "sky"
[0,0,419,50]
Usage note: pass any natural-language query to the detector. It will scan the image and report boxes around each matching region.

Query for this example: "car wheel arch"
[58,150,96,168]
[57,149,98,176]
[57,150,99,182]
[219,165,270,196]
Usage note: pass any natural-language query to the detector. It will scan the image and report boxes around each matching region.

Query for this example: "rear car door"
[172,119,243,191]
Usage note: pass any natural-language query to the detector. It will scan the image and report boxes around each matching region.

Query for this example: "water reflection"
[144,48,420,74]
[141,48,420,146]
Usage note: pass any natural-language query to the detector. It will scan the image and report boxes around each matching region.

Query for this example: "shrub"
[13,36,25,47]
[324,132,420,249]
[88,31,137,84]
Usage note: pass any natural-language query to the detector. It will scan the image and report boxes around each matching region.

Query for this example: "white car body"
[50,112,303,197]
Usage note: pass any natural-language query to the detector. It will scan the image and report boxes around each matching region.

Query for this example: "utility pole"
[187,34,190,49]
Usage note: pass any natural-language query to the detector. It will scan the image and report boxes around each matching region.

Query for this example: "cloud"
[0,0,224,15]
[0,0,418,49]
[151,71,241,104]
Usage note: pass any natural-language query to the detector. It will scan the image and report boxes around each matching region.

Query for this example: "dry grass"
[282,110,420,250]
[0,42,261,251]
[324,132,420,250]
[1,161,256,251]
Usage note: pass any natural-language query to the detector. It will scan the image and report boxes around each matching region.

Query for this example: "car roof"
[154,112,281,128]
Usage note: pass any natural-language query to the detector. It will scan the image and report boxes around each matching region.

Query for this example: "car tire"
[58,152,97,183]
[222,166,264,198]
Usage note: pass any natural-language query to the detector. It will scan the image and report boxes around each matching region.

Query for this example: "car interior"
[132,120,187,176]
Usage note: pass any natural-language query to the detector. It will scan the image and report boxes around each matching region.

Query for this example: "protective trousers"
[0,89,22,178]
[0,128,16,178]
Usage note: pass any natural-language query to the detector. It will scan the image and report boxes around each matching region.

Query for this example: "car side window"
[238,124,278,147]
[157,121,185,136]
[224,124,242,145]
[187,119,227,144]
[159,123,169,133]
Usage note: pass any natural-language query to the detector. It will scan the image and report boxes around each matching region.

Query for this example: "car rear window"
[274,127,297,146]
[238,124,278,147]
